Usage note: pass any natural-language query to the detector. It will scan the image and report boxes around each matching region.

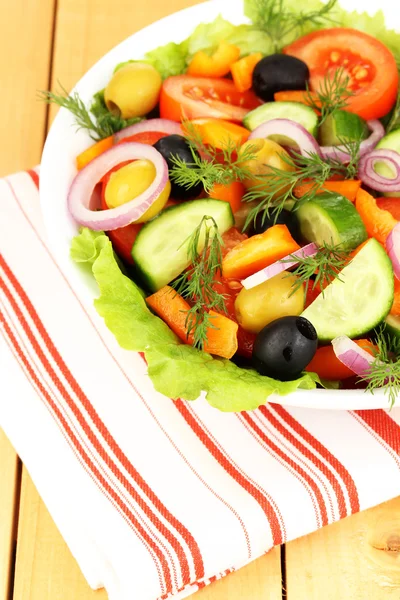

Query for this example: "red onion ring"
[114,118,182,143]
[68,142,168,231]
[241,243,318,289]
[248,118,321,157]
[332,336,375,377]
[358,148,400,192]
[386,223,400,280]
[320,120,384,163]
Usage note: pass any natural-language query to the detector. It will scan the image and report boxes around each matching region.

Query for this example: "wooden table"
[2,0,400,598]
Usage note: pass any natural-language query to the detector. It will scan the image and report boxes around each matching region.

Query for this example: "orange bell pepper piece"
[188,118,250,149]
[76,136,114,170]
[187,40,241,78]
[391,278,400,315]
[294,180,361,203]
[222,224,300,280]
[355,188,398,245]
[231,52,263,92]
[146,286,238,359]
[209,181,245,214]
[306,340,377,381]
[274,90,321,114]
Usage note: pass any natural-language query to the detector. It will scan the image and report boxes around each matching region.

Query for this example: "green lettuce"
[71,228,317,412]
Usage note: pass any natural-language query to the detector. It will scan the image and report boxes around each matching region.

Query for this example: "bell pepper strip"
[273,90,321,113]
[230,52,263,92]
[294,180,361,203]
[376,197,400,220]
[355,188,398,245]
[209,181,245,214]
[306,339,376,380]
[146,286,238,359]
[187,40,241,78]
[391,278,400,315]
[76,136,114,170]
[116,131,167,146]
[222,224,300,280]
[187,118,250,149]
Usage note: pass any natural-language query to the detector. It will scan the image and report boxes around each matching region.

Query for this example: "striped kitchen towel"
[1,168,400,600]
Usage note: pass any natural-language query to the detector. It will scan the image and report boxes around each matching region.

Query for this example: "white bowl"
[40,0,399,410]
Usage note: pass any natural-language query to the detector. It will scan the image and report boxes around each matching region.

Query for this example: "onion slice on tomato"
[332,336,375,377]
[248,118,321,157]
[114,118,182,143]
[386,222,400,280]
[68,142,169,231]
[321,120,385,163]
[241,243,318,290]
[358,148,400,192]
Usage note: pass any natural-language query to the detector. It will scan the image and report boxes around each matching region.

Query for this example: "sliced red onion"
[332,336,375,377]
[386,223,400,280]
[320,120,385,162]
[241,243,318,290]
[114,118,182,143]
[358,148,400,192]
[248,118,321,157]
[68,142,168,230]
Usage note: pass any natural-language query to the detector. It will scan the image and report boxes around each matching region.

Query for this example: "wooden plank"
[0,430,20,600]
[13,469,107,600]
[286,497,400,599]
[0,0,56,176]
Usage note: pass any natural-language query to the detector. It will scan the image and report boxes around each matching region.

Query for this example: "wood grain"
[0,430,20,600]
[286,497,400,599]
[0,0,56,176]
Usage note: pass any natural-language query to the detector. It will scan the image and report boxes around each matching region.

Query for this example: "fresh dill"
[169,121,257,193]
[286,242,349,297]
[242,146,361,230]
[38,85,142,140]
[248,0,338,52]
[361,326,400,409]
[305,67,355,125]
[172,216,226,350]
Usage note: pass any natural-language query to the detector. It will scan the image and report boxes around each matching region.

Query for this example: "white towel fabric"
[2,168,400,600]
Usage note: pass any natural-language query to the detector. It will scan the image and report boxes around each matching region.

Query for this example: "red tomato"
[376,197,400,221]
[284,28,399,120]
[116,131,167,146]
[160,75,261,123]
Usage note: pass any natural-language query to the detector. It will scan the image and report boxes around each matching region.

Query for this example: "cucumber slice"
[375,128,400,197]
[318,110,369,146]
[132,199,234,291]
[384,314,400,341]
[295,192,367,251]
[243,102,318,138]
[302,238,394,342]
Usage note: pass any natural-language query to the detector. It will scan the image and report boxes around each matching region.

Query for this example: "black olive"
[252,54,309,102]
[153,134,203,201]
[253,209,301,242]
[252,316,318,381]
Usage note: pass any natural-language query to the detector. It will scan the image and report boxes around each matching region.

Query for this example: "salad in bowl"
[40,0,400,411]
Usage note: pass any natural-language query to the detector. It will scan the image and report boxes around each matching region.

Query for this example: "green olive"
[235,272,304,334]
[239,138,295,193]
[104,63,162,119]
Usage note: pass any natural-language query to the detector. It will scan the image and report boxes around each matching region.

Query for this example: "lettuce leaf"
[71,228,317,412]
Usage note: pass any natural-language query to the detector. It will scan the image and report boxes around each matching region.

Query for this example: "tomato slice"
[284,28,399,120]
[376,197,400,221]
[160,75,261,123]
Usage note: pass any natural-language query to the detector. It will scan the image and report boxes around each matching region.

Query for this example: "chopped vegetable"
[273,89,320,110]
[104,63,162,119]
[222,224,300,280]
[386,223,400,281]
[306,339,376,380]
[187,40,241,78]
[294,180,361,202]
[208,181,245,214]
[391,278,400,316]
[230,52,263,92]
[376,197,400,220]
[355,188,397,244]
[189,119,250,149]
[76,136,114,170]
[146,286,238,359]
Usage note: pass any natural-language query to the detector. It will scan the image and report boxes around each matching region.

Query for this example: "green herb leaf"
[305,67,355,125]
[361,326,400,408]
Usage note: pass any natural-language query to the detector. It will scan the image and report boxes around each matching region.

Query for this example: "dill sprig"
[361,326,400,408]
[38,85,142,140]
[286,242,349,297]
[305,67,355,125]
[170,121,257,193]
[242,146,361,230]
[172,216,226,350]
[249,0,338,52]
